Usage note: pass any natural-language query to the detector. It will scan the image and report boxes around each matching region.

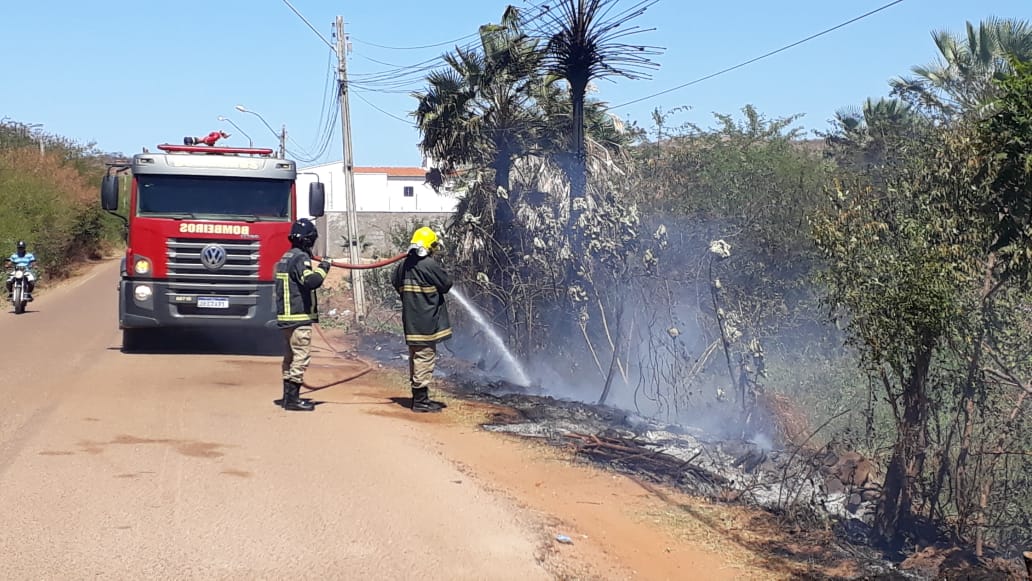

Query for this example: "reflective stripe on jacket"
[274,248,327,327]
[392,254,452,345]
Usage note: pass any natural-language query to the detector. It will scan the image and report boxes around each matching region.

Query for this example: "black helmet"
[16,241,25,250]
[288,218,318,249]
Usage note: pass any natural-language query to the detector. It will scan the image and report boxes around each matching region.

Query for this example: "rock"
[825,476,846,495]
[819,450,840,467]
[846,492,863,513]
[860,486,881,502]
[828,451,875,488]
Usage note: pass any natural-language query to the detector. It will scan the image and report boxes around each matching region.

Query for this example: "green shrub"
[0,147,119,280]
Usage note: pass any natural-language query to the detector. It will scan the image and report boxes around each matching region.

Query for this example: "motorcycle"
[9,265,31,314]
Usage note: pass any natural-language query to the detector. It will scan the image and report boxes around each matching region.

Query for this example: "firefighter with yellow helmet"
[392,226,452,412]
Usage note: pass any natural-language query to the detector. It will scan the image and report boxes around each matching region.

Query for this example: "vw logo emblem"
[200,244,227,271]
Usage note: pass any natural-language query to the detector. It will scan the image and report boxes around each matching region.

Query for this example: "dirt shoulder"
[39,251,121,295]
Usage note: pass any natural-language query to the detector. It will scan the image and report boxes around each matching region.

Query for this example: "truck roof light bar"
[156,144,276,156]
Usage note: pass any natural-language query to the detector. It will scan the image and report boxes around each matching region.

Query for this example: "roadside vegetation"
[398,2,1032,566]
[11,2,1031,570]
[0,120,125,280]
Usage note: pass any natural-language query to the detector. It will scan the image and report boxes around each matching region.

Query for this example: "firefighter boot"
[411,387,443,413]
[284,381,315,412]
[276,380,311,408]
[276,380,289,408]
[292,380,314,405]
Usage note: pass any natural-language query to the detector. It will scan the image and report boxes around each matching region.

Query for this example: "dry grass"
[756,390,813,448]
[0,147,119,276]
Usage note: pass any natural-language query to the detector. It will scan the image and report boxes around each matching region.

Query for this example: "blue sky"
[1,0,1028,167]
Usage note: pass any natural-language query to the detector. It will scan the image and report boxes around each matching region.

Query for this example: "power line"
[306,51,336,152]
[352,88,412,124]
[347,2,553,92]
[278,0,342,163]
[280,0,336,52]
[353,52,419,69]
[610,0,906,110]
[350,32,481,51]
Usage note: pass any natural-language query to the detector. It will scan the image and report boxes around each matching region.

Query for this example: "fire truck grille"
[166,238,261,303]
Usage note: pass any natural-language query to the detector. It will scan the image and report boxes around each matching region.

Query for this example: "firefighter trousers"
[409,344,436,390]
[282,325,313,384]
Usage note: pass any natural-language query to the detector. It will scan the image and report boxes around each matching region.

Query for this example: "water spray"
[298,252,532,394]
[449,288,532,387]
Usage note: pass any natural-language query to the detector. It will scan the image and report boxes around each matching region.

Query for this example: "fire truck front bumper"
[119,279,278,330]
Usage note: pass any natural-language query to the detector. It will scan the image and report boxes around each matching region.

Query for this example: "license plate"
[197,297,230,309]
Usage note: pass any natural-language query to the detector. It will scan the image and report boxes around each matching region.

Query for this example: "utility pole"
[279,124,287,159]
[335,15,366,322]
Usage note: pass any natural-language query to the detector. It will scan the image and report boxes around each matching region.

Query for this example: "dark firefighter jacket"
[275,248,327,328]
[392,253,452,346]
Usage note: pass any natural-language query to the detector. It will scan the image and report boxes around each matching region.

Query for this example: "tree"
[412,6,647,374]
[811,137,969,547]
[824,97,927,176]
[413,6,544,194]
[892,17,1032,114]
[975,57,1032,272]
[540,0,660,210]
[813,55,1032,552]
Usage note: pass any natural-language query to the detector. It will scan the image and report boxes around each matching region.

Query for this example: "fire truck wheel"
[121,329,149,353]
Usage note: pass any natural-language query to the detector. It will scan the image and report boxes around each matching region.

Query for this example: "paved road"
[0,261,551,580]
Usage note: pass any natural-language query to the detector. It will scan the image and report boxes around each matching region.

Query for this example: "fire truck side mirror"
[101,175,120,211]
[308,182,325,218]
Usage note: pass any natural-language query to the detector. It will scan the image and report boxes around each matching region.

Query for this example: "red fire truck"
[101,134,324,351]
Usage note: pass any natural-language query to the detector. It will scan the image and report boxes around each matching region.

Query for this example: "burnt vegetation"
[16,3,1032,576]
[385,5,1032,576]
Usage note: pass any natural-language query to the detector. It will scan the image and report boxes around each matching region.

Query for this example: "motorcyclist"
[6,241,37,301]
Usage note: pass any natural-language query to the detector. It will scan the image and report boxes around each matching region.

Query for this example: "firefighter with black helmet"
[392,227,452,412]
[274,218,330,411]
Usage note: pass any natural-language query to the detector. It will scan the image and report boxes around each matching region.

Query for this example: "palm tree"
[892,17,1032,114]
[413,6,544,194]
[827,97,927,173]
[539,0,660,207]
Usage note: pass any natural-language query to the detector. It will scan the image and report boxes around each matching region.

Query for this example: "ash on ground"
[360,336,925,580]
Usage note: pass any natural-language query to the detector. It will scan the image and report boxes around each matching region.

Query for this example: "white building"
[295,161,457,217]
[294,160,459,256]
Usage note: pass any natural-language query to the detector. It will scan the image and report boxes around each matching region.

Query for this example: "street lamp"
[234,104,286,159]
[217,116,253,148]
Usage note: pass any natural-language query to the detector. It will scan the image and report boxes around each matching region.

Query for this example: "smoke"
[444,258,762,443]
[438,148,835,448]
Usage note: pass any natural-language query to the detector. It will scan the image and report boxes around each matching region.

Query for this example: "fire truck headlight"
[133,284,153,302]
[134,258,151,275]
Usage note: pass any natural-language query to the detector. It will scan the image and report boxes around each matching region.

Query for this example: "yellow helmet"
[408,227,439,257]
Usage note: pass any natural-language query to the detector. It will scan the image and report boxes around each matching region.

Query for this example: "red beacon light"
[155,129,275,156]
[185,130,230,147]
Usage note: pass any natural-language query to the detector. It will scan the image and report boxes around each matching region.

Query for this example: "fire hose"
[319,253,408,271]
[300,252,408,395]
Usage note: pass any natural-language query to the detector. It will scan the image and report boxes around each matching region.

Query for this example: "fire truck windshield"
[137,175,291,221]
